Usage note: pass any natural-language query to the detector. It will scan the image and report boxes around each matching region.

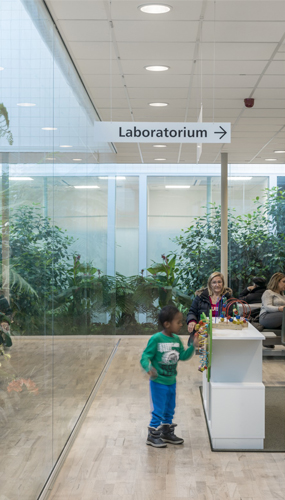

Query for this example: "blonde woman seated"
[259,272,285,331]
[187,271,233,344]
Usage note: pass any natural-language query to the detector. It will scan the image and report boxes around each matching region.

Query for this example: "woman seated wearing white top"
[259,272,285,331]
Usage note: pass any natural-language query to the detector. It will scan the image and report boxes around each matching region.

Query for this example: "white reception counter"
[202,322,265,450]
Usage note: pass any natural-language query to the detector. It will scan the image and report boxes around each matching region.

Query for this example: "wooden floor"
[48,338,285,500]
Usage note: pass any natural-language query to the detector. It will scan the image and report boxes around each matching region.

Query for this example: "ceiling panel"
[203,1,285,22]
[191,74,258,88]
[198,60,266,75]
[124,75,191,88]
[57,20,110,42]
[113,21,199,43]
[131,110,186,121]
[110,1,203,21]
[201,43,277,61]
[127,87,189,99]
[85,74,124,87]
[77,59,121,75]
[202,22,285,43]
[120,60,193,75]
[118,42,195,60]
[254,88,285,98]
[68,42,117,59]
[257,75,285,88]
[90,87,127,99]
[46,0,106,21]
[265,60,285,75]
[46,0,285,164]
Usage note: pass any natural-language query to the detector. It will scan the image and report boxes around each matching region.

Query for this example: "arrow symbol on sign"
[214,126,227,140]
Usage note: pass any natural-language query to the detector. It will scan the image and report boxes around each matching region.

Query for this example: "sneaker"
[159,424,184,445]
[146,427,167,448]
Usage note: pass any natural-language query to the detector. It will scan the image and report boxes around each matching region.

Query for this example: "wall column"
[221,153,228,286]
[138,174,147,323]
[1,153,10,302]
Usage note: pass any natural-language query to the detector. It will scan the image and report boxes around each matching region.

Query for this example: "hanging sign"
[197,105,203,162]
[94,121,231,143]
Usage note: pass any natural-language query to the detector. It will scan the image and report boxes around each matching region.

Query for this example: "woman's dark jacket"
[0,295,12,320]
[186,288,233,325]
[238,286,265,304]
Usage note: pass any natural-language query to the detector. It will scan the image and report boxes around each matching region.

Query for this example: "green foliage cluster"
[1,206,74,333]
[172,188,285,297]
[1,187,285,335]
[146,254,192,314]
[0,103,13,145]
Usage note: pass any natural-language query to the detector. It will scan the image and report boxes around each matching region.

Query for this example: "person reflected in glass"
[186,271,233,345]
[0,288,12,347]
[239,277,267,304]
[259,272,285,332]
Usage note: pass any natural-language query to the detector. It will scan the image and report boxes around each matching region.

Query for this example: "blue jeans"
[149,380,176,428]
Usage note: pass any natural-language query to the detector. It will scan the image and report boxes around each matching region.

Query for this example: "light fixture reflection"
[60,145,72,148]
[17,103,36,107]
[42,127,57,131]
[99,176,126,180]
[228,177,252,180]
[74,186,99,189]
[9,177,34,181]
[165,185,190,189]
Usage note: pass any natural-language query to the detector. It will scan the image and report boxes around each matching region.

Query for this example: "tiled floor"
[47,338,285,500]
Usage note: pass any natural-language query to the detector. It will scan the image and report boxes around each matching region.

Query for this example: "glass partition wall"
[227,170,270,296]
[0,1,116,498]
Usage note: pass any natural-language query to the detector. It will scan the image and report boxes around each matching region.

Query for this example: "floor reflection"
[0,335,117,500]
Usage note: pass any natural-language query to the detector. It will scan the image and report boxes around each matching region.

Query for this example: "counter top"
[212,322,265,340]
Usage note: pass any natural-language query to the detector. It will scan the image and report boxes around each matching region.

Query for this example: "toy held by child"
[140,305,199,448]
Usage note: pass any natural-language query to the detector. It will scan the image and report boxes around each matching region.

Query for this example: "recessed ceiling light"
[17,103,36,107]
[154,158,166,161]
[60,145,72,148]
[145,65,169,72]
[73,159,82,161]
[165,185,190,189]
[229,177,252,181]
[0,67,4,71]
[46,157,55,160]
[139,4,172,14]
[153,144,167,148]
[42,127,57,131]
[265,158,277,161]
[74,186,99,189]
[99,176,126,180]
[9,177,34,181]
[274,150,285,153]
[149,102,168,107]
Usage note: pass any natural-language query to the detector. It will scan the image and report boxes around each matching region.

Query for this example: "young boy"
[140,305,198,448]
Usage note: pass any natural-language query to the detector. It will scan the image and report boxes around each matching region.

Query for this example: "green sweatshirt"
[140,332,195,385]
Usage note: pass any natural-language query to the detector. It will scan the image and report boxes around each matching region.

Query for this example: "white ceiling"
[45,0,285,165]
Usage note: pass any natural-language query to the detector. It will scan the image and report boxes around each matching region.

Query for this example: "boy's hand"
[148,367,157,379]
[193,333,199,347]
